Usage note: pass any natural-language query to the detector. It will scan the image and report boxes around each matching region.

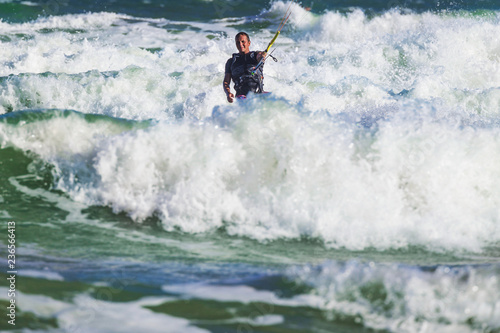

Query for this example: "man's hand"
[257,51,267,62]
[223,73,234,103]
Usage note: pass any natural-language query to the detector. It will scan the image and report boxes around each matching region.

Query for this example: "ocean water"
[1,0,500,332]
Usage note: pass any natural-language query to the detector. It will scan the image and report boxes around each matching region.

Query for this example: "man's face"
[236,35,250,54]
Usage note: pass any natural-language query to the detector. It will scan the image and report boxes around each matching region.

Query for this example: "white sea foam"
[0,287,208,332]
[162,282,324,308]
[2,100,500,252]
[19,269,64,281]
[160,259,500,332]
[0,9,499,118]
[288,260,500,332]
[1,8,500,251]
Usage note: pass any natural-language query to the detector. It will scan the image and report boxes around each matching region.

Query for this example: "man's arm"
[223,72,234,103]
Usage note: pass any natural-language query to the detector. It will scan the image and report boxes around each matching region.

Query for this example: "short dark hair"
[235,32,250,42]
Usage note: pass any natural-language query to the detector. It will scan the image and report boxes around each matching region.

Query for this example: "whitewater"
[2,5,500,251]
[0,1,500,332]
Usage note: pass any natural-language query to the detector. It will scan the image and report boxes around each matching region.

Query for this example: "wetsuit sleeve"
[225,58,232,74]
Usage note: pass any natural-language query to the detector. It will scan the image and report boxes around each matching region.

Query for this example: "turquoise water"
[1,0,500,332]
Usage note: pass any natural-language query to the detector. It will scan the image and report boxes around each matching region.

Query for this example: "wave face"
[286,260,500,332]
[2,102,500,253]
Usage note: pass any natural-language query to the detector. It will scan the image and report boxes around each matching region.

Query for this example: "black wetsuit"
[225,51,264,96]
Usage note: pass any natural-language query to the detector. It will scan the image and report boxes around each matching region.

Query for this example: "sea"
[0,0,499,332]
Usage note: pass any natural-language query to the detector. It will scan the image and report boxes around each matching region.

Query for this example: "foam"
[0,9,499,118]
[2,100,500,252]
[18,269,64,281]
[0,287,208,333]
[160,259,500,332]
[162,283,323,308]
[2,8,500,251]
[287,260,500,332]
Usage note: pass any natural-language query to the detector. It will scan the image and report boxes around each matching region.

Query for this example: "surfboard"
[236,92,271,100]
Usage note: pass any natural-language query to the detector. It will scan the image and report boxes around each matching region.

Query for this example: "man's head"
[235,32,251,54]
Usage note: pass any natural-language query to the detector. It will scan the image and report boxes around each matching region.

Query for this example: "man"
[223,32,267,103]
